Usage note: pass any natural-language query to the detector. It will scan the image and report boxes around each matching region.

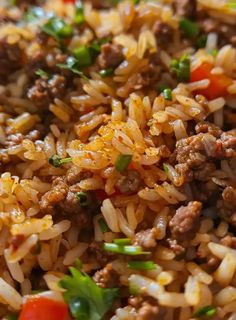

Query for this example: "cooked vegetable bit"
[75,1,85,25]
[170,55,190,82]
[57,56,87,78]
[179,18,199,39]
[73,46,93,68]
[115,154,132,173]
[104,243,150,255]
[49,155,72,167]
[162,88,172,100]
[42,17,73,41]
[59,267,119,320]
[193,305,217,318]
[35,69,49,78]
[128,261,157,270]
[99,68,114,77]
[76,192,91,207]
[98,218,110,233]
[113,238,131,245]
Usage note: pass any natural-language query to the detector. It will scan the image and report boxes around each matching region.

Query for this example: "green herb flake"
[162,88,172,100]
[76,192,90,207]
[179,18,199,39]
[193,305,217,318]
[209,49,218,57]
[103,243,150,255]
[170,55,190,82]
[57,57,88,79]
[98,218,109,233]
[196,34,207,48]
[163,163,169,173]
[113,238,131,245]
[74,258,83,270]
[227,2,236,9]
[73,46,92,68]
[75,1,85,25]
[35,69,49,78]
[49,155,72,167]
[42,17,73,41]
[128,261,157,270]
[23,7,46,22]
[99,68,114,78]
[59,267,119,320]
[115,154,132,173]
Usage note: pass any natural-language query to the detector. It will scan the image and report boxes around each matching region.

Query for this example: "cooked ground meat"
[152,21,174,47]
[133,228,158,249]
[27,74,66,109]
[66,167,92,185]
[167,238,185,255]
[199,17,236,47]
[218,186,236,226]
[26,51,47,79]
[40,177,68,214]
[116,170,142,194]
[169,201,202,241]
[193,162,216,181]
[0,39,22,78]
[93,263,119,288]
[195,121,223,138]
[88,241,112,266]
[172,0,197,18]
[136,302,159,320]
[98,43,124,69]
[57,190,82,215]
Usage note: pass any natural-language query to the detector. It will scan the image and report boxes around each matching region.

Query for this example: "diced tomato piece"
[63,0,75,3]
[19,297,69,320]
[190,62,233,100]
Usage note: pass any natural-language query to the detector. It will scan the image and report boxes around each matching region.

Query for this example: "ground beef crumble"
[116,169,142,195]
[98,43,124,69]
[133,228,158,249]
[93,263,119,288]
[169,201,202,241]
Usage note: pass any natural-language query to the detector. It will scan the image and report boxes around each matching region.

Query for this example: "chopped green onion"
[73,46,92,68]
[35,69,49,77]
[170,55,190,82]
[133,0,140,4]
[113,238,131,245]
[197,34,207,48]
[99,68,114,78]
[8,0,17,6]
[74,258,83,270]
[115,154,132,173]
[49,155,72,167]
[57,56,87,79]
[103,243,150,255]
[227,2,236,9]
[98,218,109,233]
[209,49,218,57]
[193,305,217,318]
[75,1,85,25]
[76,192,90,207]
[42,17,73,41]
[163,163,169,173]
[129,283,140,296]
[69,297,90,319]
[162,88,172,100]
[128,261,156,270]
[24,6,46,22]
[179,18,199,39]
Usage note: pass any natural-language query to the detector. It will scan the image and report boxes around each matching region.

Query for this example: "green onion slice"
[42,17,73,41]
[162,88,172,100]
[35,69,49,77]
[99,68,114,78]
[49,155,72,167]
[73,46,92,68]
[103,243,150,255]
[128,261,157,270]
[193,305,217,318]
[170,55,190,82]
[163,163,169,173]
[115,154,132,173]
[179,18,199,39]
[113,238,131,245]
[76,192,90,207]
[75,1,85,25]
[98,218,109,233]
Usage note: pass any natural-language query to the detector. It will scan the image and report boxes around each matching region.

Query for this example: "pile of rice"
[0,0,236,319]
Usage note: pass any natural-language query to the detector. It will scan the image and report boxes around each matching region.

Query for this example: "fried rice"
[0,0,236,319]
